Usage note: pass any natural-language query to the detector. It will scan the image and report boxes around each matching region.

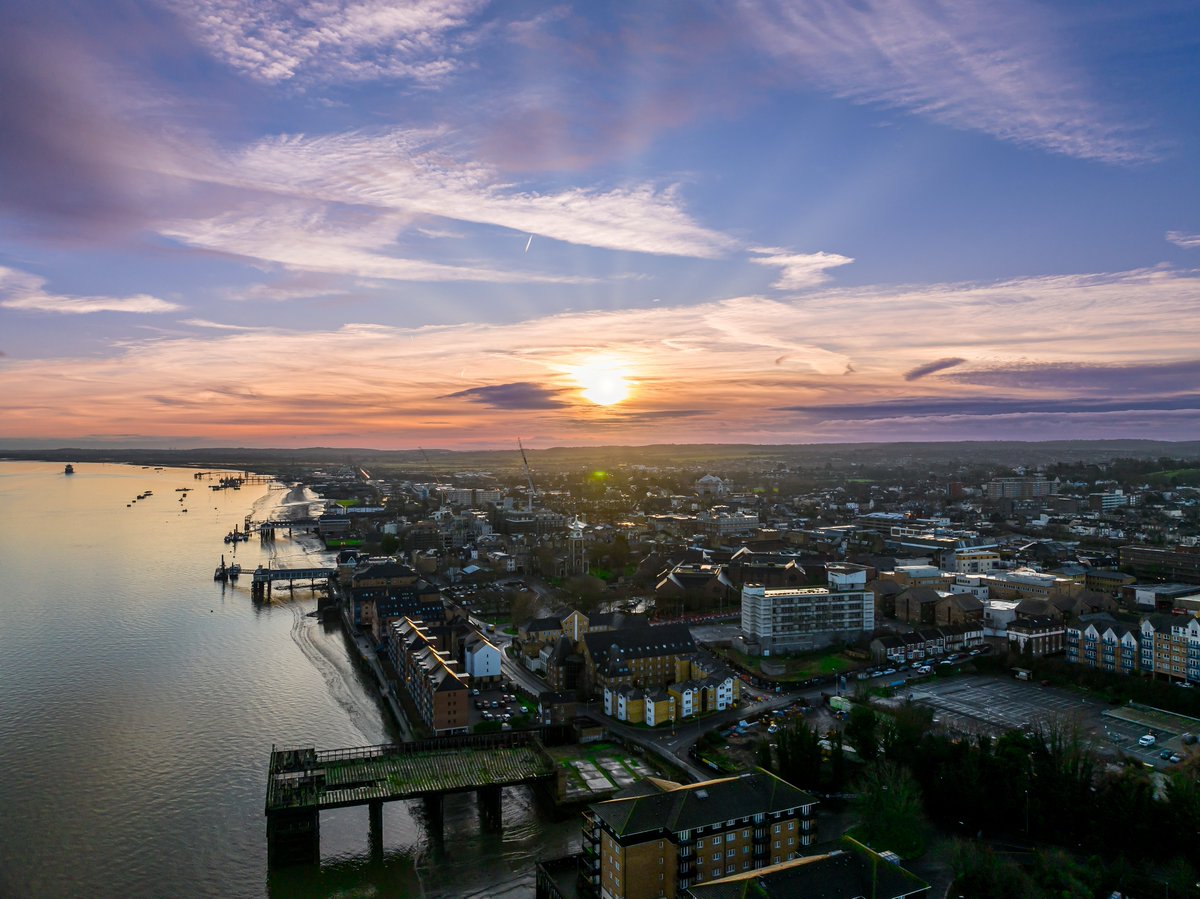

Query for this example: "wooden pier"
[265,732,560,865]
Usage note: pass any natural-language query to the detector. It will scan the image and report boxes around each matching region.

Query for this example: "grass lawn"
[724,647,858,681]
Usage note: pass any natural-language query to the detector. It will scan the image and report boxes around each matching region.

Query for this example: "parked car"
[1169,753,1182,763]
[1139,734,1157,747]
[1160,748,1173,760]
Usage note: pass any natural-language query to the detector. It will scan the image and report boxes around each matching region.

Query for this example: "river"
[0,462,577,898]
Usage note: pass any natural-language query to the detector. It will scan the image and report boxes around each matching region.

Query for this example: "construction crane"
[518,438,535,512]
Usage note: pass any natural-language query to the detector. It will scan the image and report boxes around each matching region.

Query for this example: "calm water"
[0,462,576,898]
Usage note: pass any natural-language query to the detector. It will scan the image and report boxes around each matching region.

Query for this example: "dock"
[265,732,560,865]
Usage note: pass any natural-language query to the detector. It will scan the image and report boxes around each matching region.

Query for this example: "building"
[388,617,470,734]
[986,476,1054,500]
[1065,615,1140,674]
[1120,544,1200,585]
[683,836,930,898]
[1140,614,1200,683]
[462,634,502,684]
[955,549,1001,574]
[583,622,697,695]
[1064,612,1200,684]
[739,564,872,655]
[582,771,818,898]
[1005,616,1066,657]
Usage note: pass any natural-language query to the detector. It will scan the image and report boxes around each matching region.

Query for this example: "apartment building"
[583,623,697,695]
[1140,614,1200,683]
[739,565,872,655]
[1065,615,1140,674]
[388,617,470,734]
[582,771,818,899]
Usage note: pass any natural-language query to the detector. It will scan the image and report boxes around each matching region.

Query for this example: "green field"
[1146,468,1200,486]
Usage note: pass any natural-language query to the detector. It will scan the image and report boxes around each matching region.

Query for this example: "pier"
[265,731,560,865]
[250,565,335,600]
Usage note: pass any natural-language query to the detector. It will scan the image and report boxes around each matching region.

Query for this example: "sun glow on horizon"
[571,358,633,406]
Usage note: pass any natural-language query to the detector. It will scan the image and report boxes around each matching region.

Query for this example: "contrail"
[524,234,533,253]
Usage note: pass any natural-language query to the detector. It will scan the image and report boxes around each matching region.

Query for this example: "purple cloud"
[944,359,1200,395]
[903,357,967,381]
[444,382,568,409]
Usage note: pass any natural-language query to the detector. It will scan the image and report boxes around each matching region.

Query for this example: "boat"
[214,555,229,582]
[181,508,187,513]
[228,564,241,581]
[64,464,74,475]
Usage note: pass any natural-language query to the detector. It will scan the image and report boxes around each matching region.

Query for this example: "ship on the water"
[64,464,74,475]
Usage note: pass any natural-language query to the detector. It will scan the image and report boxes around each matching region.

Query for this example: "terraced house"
[581,771,817,898]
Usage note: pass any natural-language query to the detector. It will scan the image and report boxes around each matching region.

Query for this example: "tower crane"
[518,438,535,512]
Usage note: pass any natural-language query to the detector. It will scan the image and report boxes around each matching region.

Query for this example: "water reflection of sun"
[571,359,633,406]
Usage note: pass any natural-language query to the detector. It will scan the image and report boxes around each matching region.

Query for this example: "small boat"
[228,564,241,581]
[64,464,74,475]
[181,508,188,513]
[214,555,229,581]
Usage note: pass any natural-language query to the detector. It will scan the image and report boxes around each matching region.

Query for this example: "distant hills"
[5,440,1200,474]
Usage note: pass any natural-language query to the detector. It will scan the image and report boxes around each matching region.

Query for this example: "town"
[182,440,1200,899]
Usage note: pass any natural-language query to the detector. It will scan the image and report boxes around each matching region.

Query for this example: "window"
[727,849,735,858]
[726,833,736,843]
[712,853,720,862]
[742,829,750,838]
[773,824,781,833]
[727,865,735,874]
[774,840,781,849]
[697,839,704,848]
[788,821,795,830]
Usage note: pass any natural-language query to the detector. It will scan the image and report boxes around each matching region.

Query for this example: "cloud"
[179,319,262,331]
[749,248,854,290]
[1167,231,1200,249]
[172,0,484,84]
[735,0,1155,163]
[162,202,593,284]
[903,357,966,382]
[0,18,194,239]
[4,265,1200,445]
[444,381,569,409]
[0,266,182,315]
[216,129,737,259]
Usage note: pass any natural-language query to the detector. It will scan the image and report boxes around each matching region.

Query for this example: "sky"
[1,0,1199,449]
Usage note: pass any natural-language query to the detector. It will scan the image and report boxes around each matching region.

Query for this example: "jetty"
[265,731,559,865]
[250,565,336,600]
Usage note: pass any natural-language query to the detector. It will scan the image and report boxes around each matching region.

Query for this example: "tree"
[854,760,928,858]
[845,704,880,761]
[773,719,823,791]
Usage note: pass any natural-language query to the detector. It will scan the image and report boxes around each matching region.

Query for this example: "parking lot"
[468,682,533,729]
[897,675,1196,770]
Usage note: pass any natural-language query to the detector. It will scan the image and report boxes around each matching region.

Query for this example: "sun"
[572,359,632,406]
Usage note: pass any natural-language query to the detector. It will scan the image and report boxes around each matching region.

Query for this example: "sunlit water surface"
[0,462,576,898]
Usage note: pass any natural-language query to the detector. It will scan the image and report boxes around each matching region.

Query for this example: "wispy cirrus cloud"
[749,247,854,290]
[0,266,182,315]
[162,202,591,285]
[215,129,738,259]
[903,357,966,382]
[735,0,1154,163]
[171,0,484,84]
[1167,231,1200,249]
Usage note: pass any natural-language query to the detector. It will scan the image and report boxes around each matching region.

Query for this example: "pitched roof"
[590,771,816,839]
[583,623,696,673]
[686,838,929,898]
